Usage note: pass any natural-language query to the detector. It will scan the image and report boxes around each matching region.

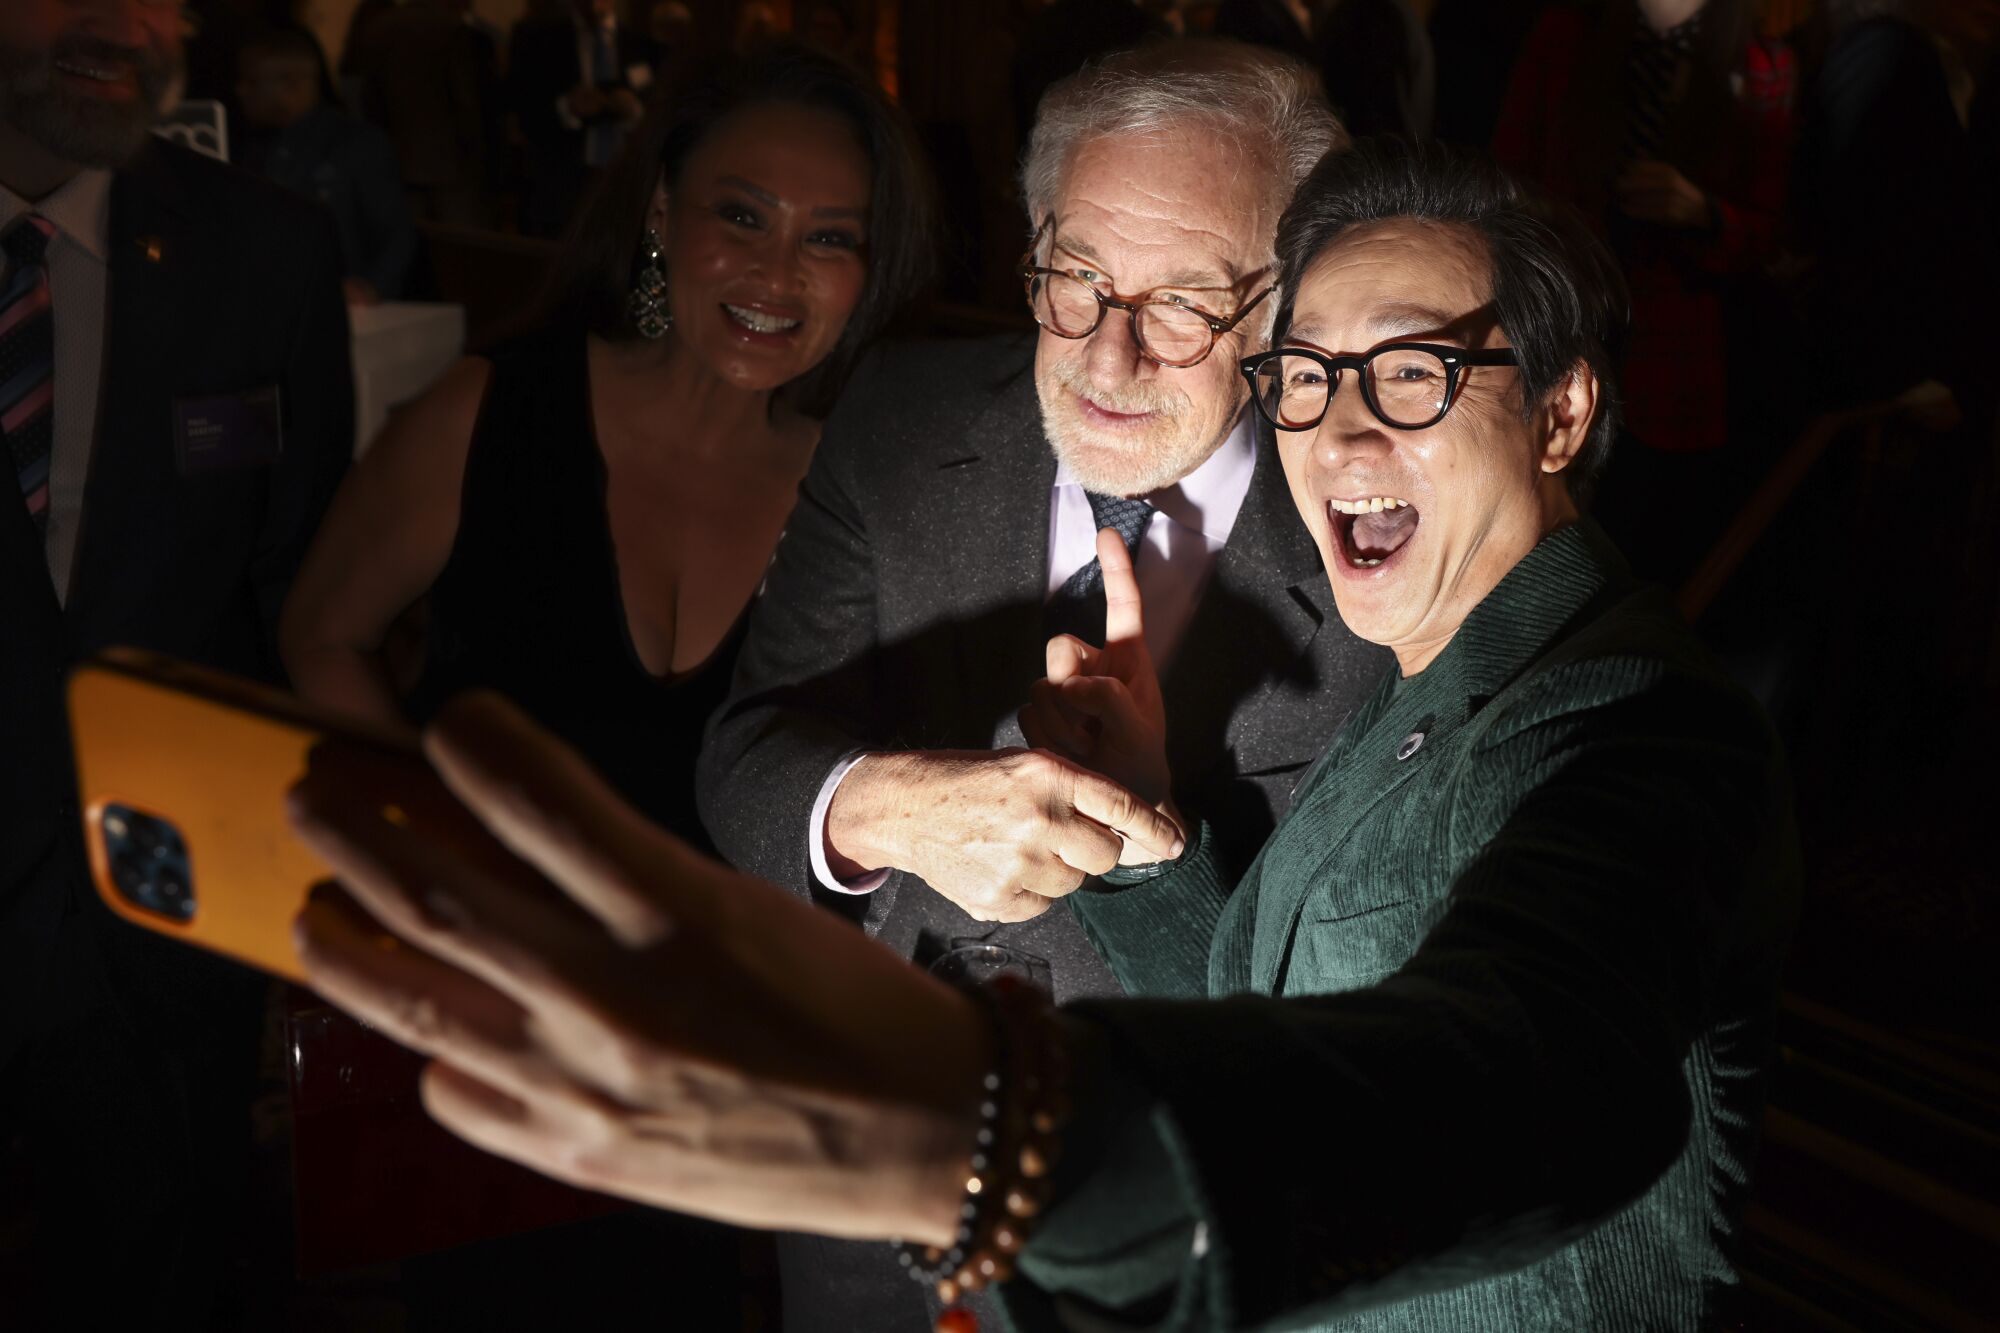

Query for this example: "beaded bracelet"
[893,972,1072,1333]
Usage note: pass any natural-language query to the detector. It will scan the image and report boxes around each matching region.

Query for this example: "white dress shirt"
[807,412,1260,894]
[2,170,113,606]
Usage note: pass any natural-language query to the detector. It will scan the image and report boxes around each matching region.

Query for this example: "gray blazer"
[697,333,1389,1000]
[694,333,1389,1331]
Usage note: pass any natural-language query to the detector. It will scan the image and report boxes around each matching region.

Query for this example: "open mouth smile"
[54,58,138,93]
[722,303,804,339]
[1329,495,1420,570]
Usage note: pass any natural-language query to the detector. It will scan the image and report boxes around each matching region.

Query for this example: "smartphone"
[70,652,627,1262]
[68,648,432,983]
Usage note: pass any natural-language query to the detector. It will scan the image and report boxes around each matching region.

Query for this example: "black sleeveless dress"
[408,326,742,851]
[393,327,752,1327]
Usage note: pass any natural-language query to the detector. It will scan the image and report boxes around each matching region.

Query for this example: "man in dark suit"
[238,25,418,301]
[505,0,653,237]
[0,0,352,1322]
[695,42,1388,1332]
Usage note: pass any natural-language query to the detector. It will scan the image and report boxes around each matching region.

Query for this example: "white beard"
[1035,355,1225,497]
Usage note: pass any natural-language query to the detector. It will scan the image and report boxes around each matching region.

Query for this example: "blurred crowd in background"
[184,0,2000,571]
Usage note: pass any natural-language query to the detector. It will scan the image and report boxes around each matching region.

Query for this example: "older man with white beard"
[696,39,1388,1333]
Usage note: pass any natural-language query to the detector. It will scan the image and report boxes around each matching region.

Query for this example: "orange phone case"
[71,652,632,1267]
[68,647,419,984]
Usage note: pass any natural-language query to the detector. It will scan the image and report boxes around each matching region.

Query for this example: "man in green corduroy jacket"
[286,138,1800,1333]
[1003,138,1801,1331]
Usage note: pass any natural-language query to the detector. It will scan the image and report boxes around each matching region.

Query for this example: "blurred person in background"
[237,25,415,303]
[345,0,502,229]
[336,0,394,93]
[1495,0,1796,580]
[648,0,695,48]
[508,0,656,237]
[0,0,352,1323]
[181,0,340,128]
[733,2,785,55]
[646,0,698,94]
[1794,0,1999,432]
[179,0,259,122]
[802,0,868,66]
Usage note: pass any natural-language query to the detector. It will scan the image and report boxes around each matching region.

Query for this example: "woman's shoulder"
[362,354,494,476]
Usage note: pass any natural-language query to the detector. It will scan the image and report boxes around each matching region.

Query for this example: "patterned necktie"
[1044,491,1155,647]
[1,214,56,537]
[1624,13,1700,161]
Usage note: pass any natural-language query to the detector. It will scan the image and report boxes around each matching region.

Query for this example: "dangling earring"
[630,227,672,339]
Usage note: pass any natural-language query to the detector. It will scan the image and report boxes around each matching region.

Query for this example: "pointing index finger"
[1096,526,1146,650]
[1066,764,1184,864]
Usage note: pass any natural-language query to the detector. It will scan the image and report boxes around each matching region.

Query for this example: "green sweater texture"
[1000,521,1800,1332]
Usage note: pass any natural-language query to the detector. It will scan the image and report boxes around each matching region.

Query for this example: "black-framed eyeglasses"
[1019,221,1274,369]
[1239,343,1520,432]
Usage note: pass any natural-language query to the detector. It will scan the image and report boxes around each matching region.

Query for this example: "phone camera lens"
[100,804,196,922]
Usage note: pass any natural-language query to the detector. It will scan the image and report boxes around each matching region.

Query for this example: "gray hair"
[1020,40,1346,249]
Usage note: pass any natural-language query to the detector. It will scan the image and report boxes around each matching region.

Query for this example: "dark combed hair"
[1272,137,1631,499]
[541,40,934,418]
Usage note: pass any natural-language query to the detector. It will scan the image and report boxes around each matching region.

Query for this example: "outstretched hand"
[1021,526,1174,810]
[288,692,984,1246]
[1613,159,1709,230]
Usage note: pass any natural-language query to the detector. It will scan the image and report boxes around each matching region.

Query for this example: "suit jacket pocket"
[1287,898,1423,995]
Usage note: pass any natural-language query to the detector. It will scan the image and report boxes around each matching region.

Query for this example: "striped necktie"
[1,214,57,537]
[1045,491,1155,647]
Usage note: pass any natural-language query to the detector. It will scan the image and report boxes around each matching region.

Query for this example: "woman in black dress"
[282,42,933,848]
[275,44,932,1325]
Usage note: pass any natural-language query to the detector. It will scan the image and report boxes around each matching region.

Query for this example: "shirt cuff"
[808,752,890,896]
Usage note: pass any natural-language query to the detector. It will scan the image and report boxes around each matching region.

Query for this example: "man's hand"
[824,745,1186,923]
[289,693,985,1246]
[607,87,645,124]
[1893,378,1963,433]
[564,83,608,120]
[1613,159,1711,230]
[1021,527,1174,807]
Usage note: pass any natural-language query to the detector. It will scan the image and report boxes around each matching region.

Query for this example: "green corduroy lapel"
[1434,519,1627,705]
[1251,520,1631,992]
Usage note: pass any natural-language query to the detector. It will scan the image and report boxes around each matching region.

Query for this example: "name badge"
[173,387,283,475]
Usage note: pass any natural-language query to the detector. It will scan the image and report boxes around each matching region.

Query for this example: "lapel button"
[1396,731,1425,761]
